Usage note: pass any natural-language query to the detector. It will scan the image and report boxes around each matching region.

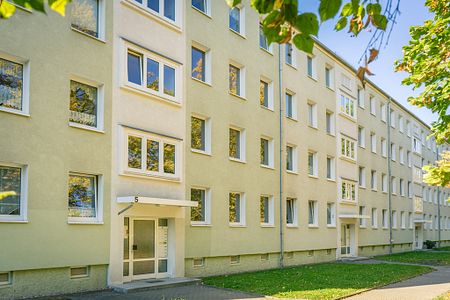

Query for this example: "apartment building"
[1,0,450,298]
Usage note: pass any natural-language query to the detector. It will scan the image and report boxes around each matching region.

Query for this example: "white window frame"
[260,76,274,110]
[69,76,105,132]
[400,178,405,196]
[229,125,246,163]
[400,211,406,229]
[326,202,336,227]
[371,208,378,228]
[391,143,396,161]
[359,166,366,188]
[190,186,211,226]
[409,212,413,229]
[260,194,274,227]
[0,52,30,117]
[67,172,103,224]
[407,151,412,167]
[229,192,246,227]
[191,113,212,155]
[0,272,12,286]
[326,156,335,180]
[191,42,212,85]
[308,200,318,227]
[191,0,211,16]
[70,0,106,41]
[307,55,317,79]
[381,138,387,157]
[358,126,365,148]
[308,151,318,177]
[370,132,377,153]
[371,170,377,191]
[325,65,334,89]
[123,41,182,104]
[406,120,411,137]
[285,43,296,67]
[357,87,364,108]
[339,94,356,119]
[391,176,397,195]
[390,109,396,128]
[340,179,357,202]
[382,174,388,193]
[359,206,367,227]
[369,95,376,116]
[259,24,273,53]
[340,135,356,161]
[408,181,412,198]
[399,115,404,133]
[286,197,298,227]
[260,136,274,168]
[307,101,318,128]
[125,0,182,29]
[380,103,387,122]
[229,62,246,98]
[0,162,28,223]
[121,126,182,181]
[341,74,352,90]
[399,147,404,164]
[326,110,335,135]
[285,90,297,120]
[286,144,298,173]
[229,5,245,37]
[392,210,398,229]
[382,209,388,229]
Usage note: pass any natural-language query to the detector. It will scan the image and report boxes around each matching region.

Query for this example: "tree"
[0,0,71,18]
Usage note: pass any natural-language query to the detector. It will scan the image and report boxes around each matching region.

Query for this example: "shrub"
[424,240,437,249]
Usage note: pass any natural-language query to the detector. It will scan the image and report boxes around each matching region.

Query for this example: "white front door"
[414,225,423,250]
[341,224,351,256]
[123,217,169,282]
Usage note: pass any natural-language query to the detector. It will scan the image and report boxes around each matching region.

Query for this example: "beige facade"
[1,0,450,298]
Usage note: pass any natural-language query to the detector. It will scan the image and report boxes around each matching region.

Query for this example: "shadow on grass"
[376,251,450,266]
[203,262,431,300]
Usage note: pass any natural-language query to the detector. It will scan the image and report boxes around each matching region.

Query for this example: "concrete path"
[345,263,450,300]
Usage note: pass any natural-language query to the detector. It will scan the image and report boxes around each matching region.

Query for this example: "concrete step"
[339,256,373,262]
[111,277,201,294]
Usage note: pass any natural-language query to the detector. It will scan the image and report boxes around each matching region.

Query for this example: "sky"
[299,0,435,125]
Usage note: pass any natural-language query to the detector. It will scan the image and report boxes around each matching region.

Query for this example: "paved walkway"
[345,261,450,300]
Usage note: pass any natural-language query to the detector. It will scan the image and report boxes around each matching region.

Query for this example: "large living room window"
[0,164,27,222]
[68,173,102,223]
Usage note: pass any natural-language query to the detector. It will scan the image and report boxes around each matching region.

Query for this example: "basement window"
[230,255,240,265]
[70,266,89,279]
[0,272,11,286]
[193,258,205,268]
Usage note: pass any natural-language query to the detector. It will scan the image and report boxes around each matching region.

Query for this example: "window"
[400,179,405,196]
[413,136,421,154]
[341,74,351,89]
[409,212,413,229]
[71,0,104,39]
[382,174,387,192]
[407,151,412,167]
[399,147,404,164]
[391,176,397,194]
[359,206,366,227]
[191,188,210,224]
[340,136,356,160]
[259,25,271,52]
[371,170,377,190]
[260,195,274,226]
[285,43,295,66]
[229,6,244,35]
[307,102,317,128]
[381,138,387,157]
[406,120,411,136]
[358,127,365,148]
[191,115,211,154]
[326,111,335,135]
[132,0,177,22]
[413,166,422,183]
[193,258,205,267]
[392,210,397,229]
[286,145,297,172]
[124,129,180,179]
[327,202,336,226]
[260,79,273,109]
[325,66,333,89]
[359,166,366,188]
[191,46,210,83]
[399,115,404,133]
[307,56,315,78]
[357,88,364,108]
[260,137,274,168]
[308,200,318,226]
[70,266,89,278]
[286,198,297,226]
[380,103,387,122]
[285,91,296,119]
[229,64,245,97]
[230,255,240,264]
[341,180,356,202]
[0,272,11,286]
[391,143,396,161]
[369,96,376,115]
[0,164,27,222]
[339,94,355,118]
[229,127,245,161]
[407,181,412,198]
[370,132,377,153]
[0,55,29,115]
[371,208,378,228]
[192,0,209,14]
[229,192,245,225]
[382,209,388,228]
[126,46,180,103]
[68,173,102,223]
[69,80,103,130]
[308,151,318,177]
[326,156,335,180]
[400,211,406,229]
[390,109,396,128]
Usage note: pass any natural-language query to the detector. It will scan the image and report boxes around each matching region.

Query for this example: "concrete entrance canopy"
[339,214,370,219]
[117,196,198,207]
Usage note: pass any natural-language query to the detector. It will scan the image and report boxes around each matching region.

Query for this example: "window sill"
[229,223,246,228]
[0,219,28,223]
[121,170,181,183]
[71,27,106,43]
[359,186,366,189]
[229,92,247,101]
[191,77,212,87]
[308,225,319,228]
[68,220,104,225]
[371,189,378,192]
[229,28,246,39]
[340,156,356,164]
[191,149,212,157]
[307,125,318,130]
[260,47,274,56]
[360,226,367,229]
[358,105,365,110]
[308,175,319,179]
[260,164,275,170]
[260,105,274,112]
[340,200,358,206]
[286,63,297,70]
[307,75,318,82]
[122,0,182,33]
[286,170,298,175]
[121,84,182,107]
[372,227,378,230]
[326,178,336,182]
[261,224,275,228]
[326,132,336,137]
[229,157,246,164]
[191,6,211,18]
[69,122,105,134]
[338,112,357,123]
[327,225,336,228]
[190,222,211,227]
[0,107,30,118]
[286,116,298,122]
[326,86,335,92]
[370,112,376,117]
[286,224,298,228]
[359,145,366,149]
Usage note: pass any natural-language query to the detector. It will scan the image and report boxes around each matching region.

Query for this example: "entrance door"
[341,224,351,256]
[123,218,169,282]
[414,225,423,250]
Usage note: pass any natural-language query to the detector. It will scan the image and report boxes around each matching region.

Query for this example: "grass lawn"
[435,247,450,251]
[376,251,450,266]
[203,263,431,300]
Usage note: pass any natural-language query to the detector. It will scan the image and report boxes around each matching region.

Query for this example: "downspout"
[278,44,284,268]
[387,98,393,254]
[437,145,441,248]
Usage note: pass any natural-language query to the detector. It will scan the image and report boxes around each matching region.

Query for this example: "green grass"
[203,263,431,300]
[377,251,450,266]
[435,246,450,251]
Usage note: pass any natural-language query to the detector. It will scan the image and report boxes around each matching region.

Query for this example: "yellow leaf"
[0,191,16,200]
[49,0,70,17]
[0,0,16,19]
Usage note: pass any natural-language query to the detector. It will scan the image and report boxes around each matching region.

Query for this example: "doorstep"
[338,256,373,262]
[111,277,201,294]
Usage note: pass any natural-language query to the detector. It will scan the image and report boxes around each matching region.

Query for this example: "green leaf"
[335,17,347,31]
[48,0,70,16]
[367,3,381,15]
[293,33,314,54]
[341,2,352,17]
[226,0,242,7]
[372,14,387,30]
[319,0,342,22]
[0,0,16,18]
[251,0,274,14]
[294,13,319,36]
[11,0,45,12]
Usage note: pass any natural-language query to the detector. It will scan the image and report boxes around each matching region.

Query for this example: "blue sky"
[299,0,435,125]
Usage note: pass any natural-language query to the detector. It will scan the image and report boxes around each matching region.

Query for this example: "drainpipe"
[387,98,393,254]
[278,44,284,268]
[437,145,441,248]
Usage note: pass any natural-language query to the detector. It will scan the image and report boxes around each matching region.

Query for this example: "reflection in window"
[191,188,205,222]
[71,0,99,37]
[260,81,268,107]
[146,140,159,172]
[164,143,176,174]
[0,58,23,111]
[260,138,269,166]
[69,81,98,127]
[147,59,159,91]
[127,52,142,85]
[260,196,269,223]
[229,7,240,33]
[164,0,176,21]
[229,192,241,223]
[259,25,269,50]
[163,65,175,97]
[68,174,97,218]
[229,128,241,159]
[0,166,21,216]
[147,0,159,12]
[229,65,240,95]
[191,117,205,151]
[191,47,205,81]
[128,136,142,169]
[192,0,206,12]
